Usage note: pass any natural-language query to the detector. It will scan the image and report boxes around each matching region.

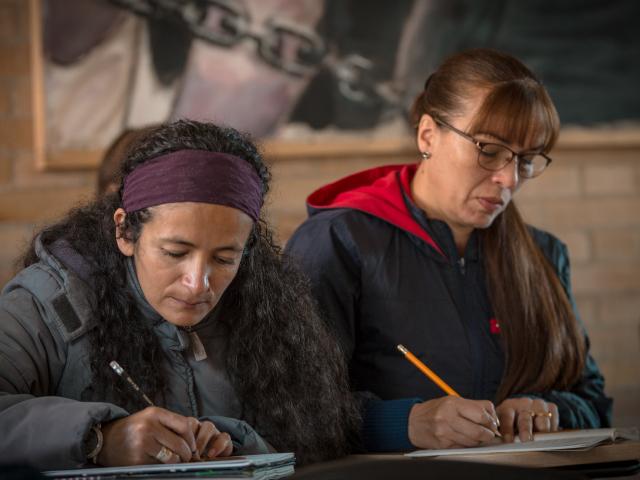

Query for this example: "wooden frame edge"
[29,0,46,171]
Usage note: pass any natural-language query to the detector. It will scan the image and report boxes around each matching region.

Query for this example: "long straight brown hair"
[411,48,585,402]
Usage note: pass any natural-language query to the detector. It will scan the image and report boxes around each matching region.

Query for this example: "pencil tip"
[397,344,408,354]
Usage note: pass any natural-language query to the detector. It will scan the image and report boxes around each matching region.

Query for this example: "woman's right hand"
[408,396,501,449]
[97,407,200,466]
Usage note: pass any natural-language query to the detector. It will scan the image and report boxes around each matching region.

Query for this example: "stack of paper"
[406,428,639,458]
[44,452,295,479]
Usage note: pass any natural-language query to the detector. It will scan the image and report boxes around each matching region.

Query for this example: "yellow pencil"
[397,344,460,397]
[397,344,501,438]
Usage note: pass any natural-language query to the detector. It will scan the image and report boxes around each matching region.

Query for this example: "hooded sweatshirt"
[285,163,612,452]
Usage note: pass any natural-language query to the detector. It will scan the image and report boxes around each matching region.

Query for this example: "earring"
[421,151,431,160]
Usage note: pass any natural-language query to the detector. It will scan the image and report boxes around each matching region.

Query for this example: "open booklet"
[406,428,640,458]
[43,452,295,479]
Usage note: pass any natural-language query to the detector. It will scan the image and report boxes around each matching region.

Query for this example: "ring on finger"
[155,445,175,463]
[534,411,553,418]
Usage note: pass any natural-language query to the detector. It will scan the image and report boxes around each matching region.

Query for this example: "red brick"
[519,197,640,231]
[0,81,10,115]
[597,295,640,327]
[0,153,12,184]
[0,222,34,264]
[584,165,636,196]
[0,117,32,150]
[0,2,20,44]
[592,229,640,260]
[11,148,96,187]
[593,334,640,366]
[574,295,598,330]
[269,177,330,215]
[0,185,93,222]
[270,156,406,179]
[0,44,30,75]
[607,385,640,426]
[596,356,640,389]
[0,268,16,290]
[517,165,581,200]
[11,75,31,117]
[571,263,640,295]
[556,231,591,264]
[271,211,307,246]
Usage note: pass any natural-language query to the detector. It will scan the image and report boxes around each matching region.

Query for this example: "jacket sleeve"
[523,237,613,428]
[200,415,275,454]
[285,213,420,452]
[0,286,128,470]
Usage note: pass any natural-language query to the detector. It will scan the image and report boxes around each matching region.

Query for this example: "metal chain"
[108,0,403,108]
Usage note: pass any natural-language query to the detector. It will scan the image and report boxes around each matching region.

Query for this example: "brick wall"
[1,0,638,428]
[0,0,94,287]
[519,148,640,428]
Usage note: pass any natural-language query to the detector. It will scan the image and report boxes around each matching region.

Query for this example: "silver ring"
[155,445,174,463]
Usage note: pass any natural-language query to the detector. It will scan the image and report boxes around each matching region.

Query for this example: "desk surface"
[404,440,640,468]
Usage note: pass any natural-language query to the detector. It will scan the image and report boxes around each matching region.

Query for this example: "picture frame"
[28,0,422,172]
[29,0,640,172]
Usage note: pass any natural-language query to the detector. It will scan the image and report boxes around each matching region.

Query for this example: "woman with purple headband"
[0,120,359,470]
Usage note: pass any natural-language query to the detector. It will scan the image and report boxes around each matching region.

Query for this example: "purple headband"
[122,150,263,221]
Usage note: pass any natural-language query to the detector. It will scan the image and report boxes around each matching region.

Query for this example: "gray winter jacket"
[0,237,271,470]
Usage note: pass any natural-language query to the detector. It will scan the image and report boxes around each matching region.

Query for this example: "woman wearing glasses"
[285,48,611,452]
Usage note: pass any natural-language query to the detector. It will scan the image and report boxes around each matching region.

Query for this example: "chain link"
[108,0,402,108]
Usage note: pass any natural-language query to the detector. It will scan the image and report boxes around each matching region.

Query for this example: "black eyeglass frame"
[432,116,553,178]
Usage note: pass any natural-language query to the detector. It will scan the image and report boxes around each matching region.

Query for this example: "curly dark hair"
[22,120,360,464]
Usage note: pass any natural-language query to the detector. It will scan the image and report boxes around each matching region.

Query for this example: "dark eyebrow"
[159,237,244,252]
[160,237,195,247]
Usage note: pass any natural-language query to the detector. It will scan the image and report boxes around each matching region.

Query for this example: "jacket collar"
[307,163,446,258]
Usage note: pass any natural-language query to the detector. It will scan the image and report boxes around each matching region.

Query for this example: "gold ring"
[534,411,553,418]
[155,445,174,463]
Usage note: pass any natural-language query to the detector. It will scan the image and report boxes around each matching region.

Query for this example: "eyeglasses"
[433,117,552,179]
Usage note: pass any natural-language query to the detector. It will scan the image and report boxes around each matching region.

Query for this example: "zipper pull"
[182,326,208,361]
[458,257,466,275]
[188,331,208,362]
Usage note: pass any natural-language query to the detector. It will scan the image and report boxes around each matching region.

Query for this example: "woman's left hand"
[191,421,234,461]
[496,397,559,443]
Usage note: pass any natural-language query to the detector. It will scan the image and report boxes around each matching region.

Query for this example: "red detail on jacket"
[307,164,446,258]
[489,318,501,335]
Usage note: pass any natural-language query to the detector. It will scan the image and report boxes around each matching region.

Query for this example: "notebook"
[406,427,639,458]
[43,452,295,479]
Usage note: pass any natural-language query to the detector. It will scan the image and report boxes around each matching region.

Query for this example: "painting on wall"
[33,0,640,170]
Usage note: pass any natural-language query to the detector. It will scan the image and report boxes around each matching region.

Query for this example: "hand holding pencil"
[398,344,502,450]
[98,361,233,466]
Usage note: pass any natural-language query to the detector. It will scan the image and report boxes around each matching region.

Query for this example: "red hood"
[307,164,444,257]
